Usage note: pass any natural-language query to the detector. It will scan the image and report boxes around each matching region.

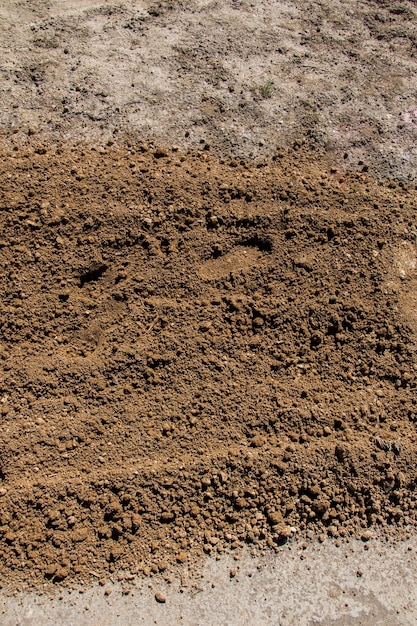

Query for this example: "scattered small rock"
[176,552,187,564]
[155,591,166,604]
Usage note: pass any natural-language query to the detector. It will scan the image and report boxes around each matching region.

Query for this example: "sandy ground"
[1,0,417,624]
[1,143,417,591]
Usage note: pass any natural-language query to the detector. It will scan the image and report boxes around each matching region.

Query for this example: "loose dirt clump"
[0,141,416,588]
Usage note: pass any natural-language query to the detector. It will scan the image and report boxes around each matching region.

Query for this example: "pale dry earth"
[1,0,417,178]
[2,539,417,626]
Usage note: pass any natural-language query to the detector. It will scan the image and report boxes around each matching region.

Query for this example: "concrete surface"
[1,536,417,625]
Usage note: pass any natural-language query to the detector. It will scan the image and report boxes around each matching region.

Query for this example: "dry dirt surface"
[1,0,417,177]
[1,0,417,597]
[0,142,417,590]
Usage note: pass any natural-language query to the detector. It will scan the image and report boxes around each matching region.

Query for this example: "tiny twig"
[147,317,158,332]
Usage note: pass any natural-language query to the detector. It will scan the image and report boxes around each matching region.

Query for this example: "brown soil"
[0,140,416,588]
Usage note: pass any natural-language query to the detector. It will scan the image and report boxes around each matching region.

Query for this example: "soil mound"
[0,142,416,587]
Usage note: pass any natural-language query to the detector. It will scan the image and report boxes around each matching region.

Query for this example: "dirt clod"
[155,591,166,604]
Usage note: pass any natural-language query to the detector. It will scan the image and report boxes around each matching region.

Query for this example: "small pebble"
[155,591,166,604]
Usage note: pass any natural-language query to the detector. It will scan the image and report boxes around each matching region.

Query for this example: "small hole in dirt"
[211,244,223,259]
[79,264,108,287]
[239,235,272,252]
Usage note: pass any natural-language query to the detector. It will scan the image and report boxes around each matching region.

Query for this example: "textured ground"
[2,538,417,625]
[1,1,417,623]
[0,143,416,588]
[1,0,417,178]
